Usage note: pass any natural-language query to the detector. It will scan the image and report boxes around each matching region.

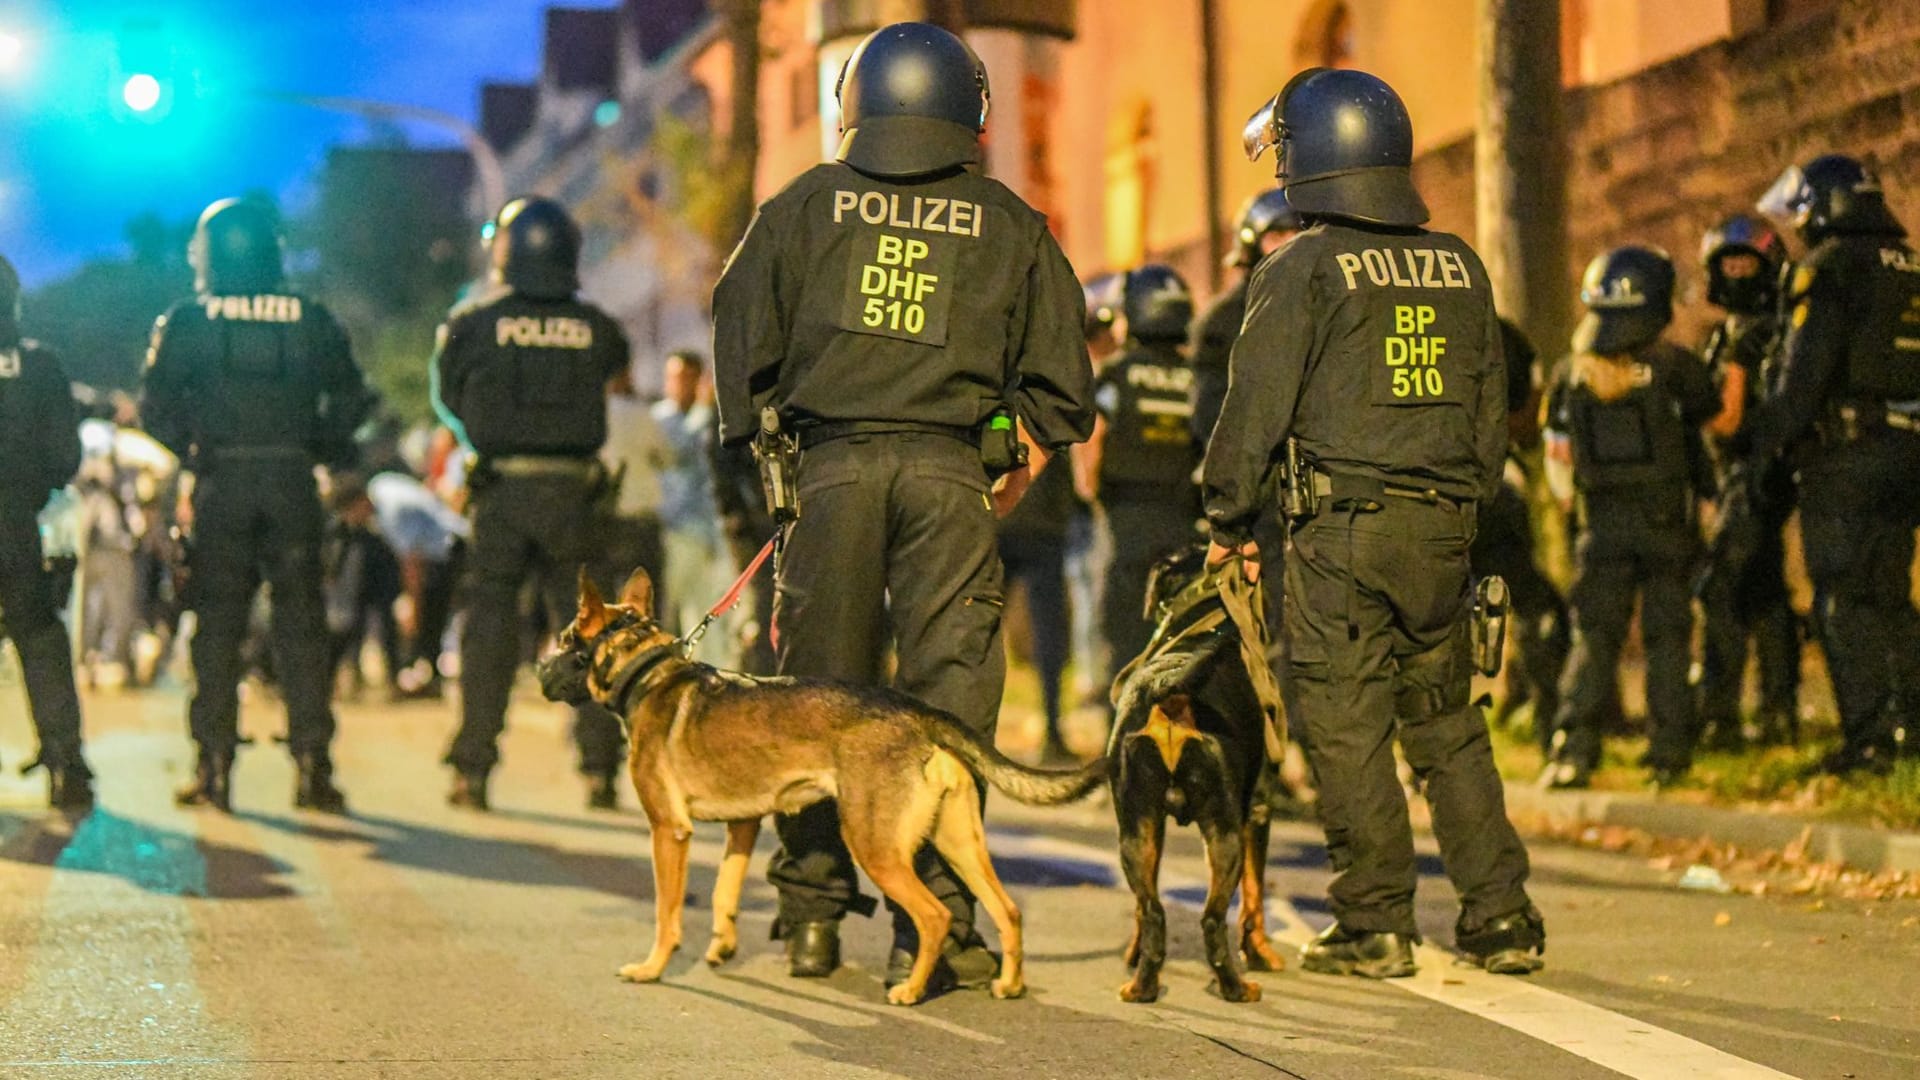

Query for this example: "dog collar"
[602,642,689,717]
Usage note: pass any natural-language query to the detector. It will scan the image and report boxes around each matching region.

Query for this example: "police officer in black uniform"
[1472,319,1571,744]
[1749,155,1920,775]
[1695,215,1799,748]
[712,22,1094,988]
[144,198,374,813]
[0,253,91,810]
[1206,69,1542,977]
[1082,265,1200,676]
[1541,248,1721,789]
[1191,188,1303,442]
[433,196,631,811]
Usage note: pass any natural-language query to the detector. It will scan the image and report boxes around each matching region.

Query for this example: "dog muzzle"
[537,650,594,705]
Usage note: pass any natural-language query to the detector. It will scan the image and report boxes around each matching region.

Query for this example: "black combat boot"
[175,749,233,812]
[1300,923,1418,979]
[47,763,95,813]
[585,772,619,811]
[447,768,490,811]
[294,752,348,814]
[786,920,841,978]
[1456,906,1546,975]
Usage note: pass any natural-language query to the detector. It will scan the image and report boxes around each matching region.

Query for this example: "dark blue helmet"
[1242,68,1427,227]
[1573,246,1675,356]
[1229,188,1302,267]
[1757,154,1906,245]
[190,198,285,295]
[1699,214,1785,314]
[1120,264,1194,344]
[0,253,18,347]
[835,22,988,178]
[490,196,581,300]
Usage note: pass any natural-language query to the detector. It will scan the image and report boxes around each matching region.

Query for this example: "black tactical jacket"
[0,340,81,504]
[1097,339,1198,501]
[432,287,629,459]
[1189,275,1248,443]
[1544,341,1719,499]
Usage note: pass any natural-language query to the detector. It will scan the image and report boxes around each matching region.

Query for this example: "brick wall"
[1415,0,1920,355]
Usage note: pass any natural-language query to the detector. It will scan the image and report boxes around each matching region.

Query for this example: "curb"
[1501,783,1920,875]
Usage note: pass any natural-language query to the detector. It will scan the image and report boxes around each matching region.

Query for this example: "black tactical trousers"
[1698,501,1799,731]
[1551,505,1699,771]
[1797,440,1920,755]
[186,459,335,756]
[999,532,1069,729]
[448,473,624,777]
[768,433,1006,939]
[1285,496,1532,936]
[1100,498,1199,678]
[0,496,85,772]
[1469,482,1570,745]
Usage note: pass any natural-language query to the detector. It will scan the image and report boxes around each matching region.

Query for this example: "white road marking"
[988,828,1799,1080]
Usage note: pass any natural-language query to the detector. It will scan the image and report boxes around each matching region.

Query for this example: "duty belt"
[796,420,975,451]
[1311,469,1467,509]
[490,455,599,478]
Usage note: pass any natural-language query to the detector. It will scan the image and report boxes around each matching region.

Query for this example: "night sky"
[0,0,569,286]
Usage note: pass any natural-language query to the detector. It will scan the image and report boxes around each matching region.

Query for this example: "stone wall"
[1414,0,1920,354]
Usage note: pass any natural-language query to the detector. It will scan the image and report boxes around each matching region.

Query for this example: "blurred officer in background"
[1075,264,1200,679]
[433,196,631,812]
[1208,69,1542,978]
[1694,215,1799,749]
[1542,247,1720,789]
[1750,155,1920,775]
[997,449,1077,762]
[0,253,90,810]
[712,22,1094,991]
[144,199,374,814]
[1191,188,1303,441]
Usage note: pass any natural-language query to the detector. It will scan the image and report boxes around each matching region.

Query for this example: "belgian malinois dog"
[1107,548,1287,1004]
[539,567,1105,1005]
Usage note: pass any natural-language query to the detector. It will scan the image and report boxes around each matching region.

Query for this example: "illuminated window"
[1296,0,1355,69]
[1103,100,1153,270]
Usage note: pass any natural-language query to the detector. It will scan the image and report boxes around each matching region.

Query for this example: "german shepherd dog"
[538,567,1106,1005]
[1107,547,1287,1004]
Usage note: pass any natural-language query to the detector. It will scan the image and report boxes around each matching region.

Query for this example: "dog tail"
[927,722,1105,806]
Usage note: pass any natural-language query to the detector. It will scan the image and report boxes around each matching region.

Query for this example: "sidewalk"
[1502,781,1920,875]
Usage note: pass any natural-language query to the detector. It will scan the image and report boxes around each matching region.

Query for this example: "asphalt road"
[1,687,1915,1079]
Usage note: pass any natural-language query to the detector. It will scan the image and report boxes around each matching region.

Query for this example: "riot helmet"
[190,198,285,295]
[1699,214,1784,315]
[1120,264,1194,344]
[1242,68,1428,227]
[1572,246,1675,356]
[490,196,581,300]
[0,253,19,348]
[1229,188,1302,268]
[835,22,988,178]
[1757,154,1906,246]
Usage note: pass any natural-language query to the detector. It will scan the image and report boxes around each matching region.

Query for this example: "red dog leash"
[680,534,779,657]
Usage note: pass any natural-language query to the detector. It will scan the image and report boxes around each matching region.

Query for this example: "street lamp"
[121,72,163,113]
[0,31,24,74]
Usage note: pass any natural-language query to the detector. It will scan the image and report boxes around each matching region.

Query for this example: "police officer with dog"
[712,22,1094,991]
[1080,265,1201,680]
[1695,215,1799,749]
[0,253,91,810]
[433,196,632,812]
[1204,68,1543,977]
[1541,248,1721,790]
[1749,155,1920,775]
[144,198,374,813]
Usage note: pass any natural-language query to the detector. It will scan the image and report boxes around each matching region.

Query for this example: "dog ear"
[619,566,656,617]
[577,567,609,638]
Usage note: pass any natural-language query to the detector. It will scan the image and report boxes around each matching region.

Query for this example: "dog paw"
[1242,939,1287,972]
[886,983,924,1006]
[990,977,1026,1000]
[617,961,666,983]
[1117,978,1160,1004]
[1217,979,1262,1004]
[703,938,737,966]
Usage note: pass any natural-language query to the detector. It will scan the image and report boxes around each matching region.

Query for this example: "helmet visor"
[1756,165,1811,232]
[1242,93,1284,165]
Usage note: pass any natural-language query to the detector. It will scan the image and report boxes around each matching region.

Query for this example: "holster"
[754,407,800,527]
[1279,437,1318,519]
[1471,575,1510,678]
[978,407,1028,481]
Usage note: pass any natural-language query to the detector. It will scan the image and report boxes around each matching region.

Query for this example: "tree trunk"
[717,0,762,253]
[1198,0,1226,291]
[1475,0,1568,355]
